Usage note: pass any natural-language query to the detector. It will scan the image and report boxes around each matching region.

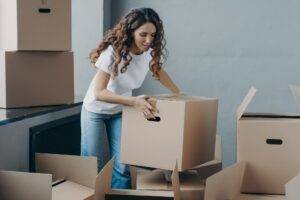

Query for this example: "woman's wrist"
[129,96,137,106]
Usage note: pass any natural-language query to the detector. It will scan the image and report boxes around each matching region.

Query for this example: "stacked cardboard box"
[0,0,74,108]
[203,86,300,200]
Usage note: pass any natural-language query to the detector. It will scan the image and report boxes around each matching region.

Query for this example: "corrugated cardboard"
[0,0,71,51]
[134,135,222,189]
[236,87,300,194]
[92,158,181,200]
[121,95,218,171]
[0,154,97,200]
[204,161,300,200]
[0,51,74,108]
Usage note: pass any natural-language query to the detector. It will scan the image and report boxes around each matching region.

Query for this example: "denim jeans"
[80,106,131,189]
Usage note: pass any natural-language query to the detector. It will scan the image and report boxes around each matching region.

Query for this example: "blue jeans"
[80,106,131,189]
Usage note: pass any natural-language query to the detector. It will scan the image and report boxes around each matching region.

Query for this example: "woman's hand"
[133,95,157,119]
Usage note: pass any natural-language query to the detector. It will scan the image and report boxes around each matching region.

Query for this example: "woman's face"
[132,22,156,53]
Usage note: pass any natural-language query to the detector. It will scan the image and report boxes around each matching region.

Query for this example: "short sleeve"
[95,46,114,74]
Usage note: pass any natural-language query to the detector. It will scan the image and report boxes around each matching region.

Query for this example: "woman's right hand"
[133,95,156,119]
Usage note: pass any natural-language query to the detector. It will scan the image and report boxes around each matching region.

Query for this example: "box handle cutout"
[147,116,161,122]
[266,139,283,145]
[39,8,51,13]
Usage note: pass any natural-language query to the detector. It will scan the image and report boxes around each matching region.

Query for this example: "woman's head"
[90,8,166,79]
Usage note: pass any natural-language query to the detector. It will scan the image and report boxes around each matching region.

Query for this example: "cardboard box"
[130,135,222,200]
[0,153,98,200]
[121,95,218,171]
[89,158,181,200]
[134,134,222,188]
[204,161,300,200]
[236,87,300,194]
[0,51,74,108]
[0,0,71,51]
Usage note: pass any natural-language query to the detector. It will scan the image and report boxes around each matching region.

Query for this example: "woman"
[81,7,181,189]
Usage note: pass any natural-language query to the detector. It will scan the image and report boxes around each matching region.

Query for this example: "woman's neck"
[130,45,143,55]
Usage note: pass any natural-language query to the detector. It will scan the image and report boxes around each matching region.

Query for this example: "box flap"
[151,94,216,102]
[35,153,97,188]
[0,171,52,200]
[236,87,257,120]
[136,168,205,191]
[171,162,181,200]
[105,189,174,199]
[204,161,246,200]
[242,112,300,118]
[289,85,300,112]
[285,172,300,200]
[52,180,94,200]
[94,158,114,200]
[95,159,181,200]
[130,165,138,189]
[191,134,222,179]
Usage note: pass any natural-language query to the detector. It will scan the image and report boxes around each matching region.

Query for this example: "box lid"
[237,87,300,120]
[290,85,300,112]
[236,87,257,120]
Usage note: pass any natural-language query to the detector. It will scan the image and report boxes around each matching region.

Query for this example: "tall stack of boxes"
[0,0,74,108]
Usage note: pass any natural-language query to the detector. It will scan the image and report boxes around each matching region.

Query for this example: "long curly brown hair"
[89,8,167,79]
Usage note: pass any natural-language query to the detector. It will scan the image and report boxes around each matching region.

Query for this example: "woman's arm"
[157,69,181,94]
[94,70,155,118]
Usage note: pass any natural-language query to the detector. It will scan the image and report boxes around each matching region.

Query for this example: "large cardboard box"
[204,161,300,200]
[0,51,74,108]
[236,87,300,194]
[0,0,71,51]
[0,154,98,200]
[121,95,218,171]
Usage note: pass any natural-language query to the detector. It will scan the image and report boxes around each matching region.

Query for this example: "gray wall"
[72,0,104,98]
[111,0,300,167]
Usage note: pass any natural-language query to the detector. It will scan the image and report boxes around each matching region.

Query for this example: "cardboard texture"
[0,171,52,200]
[135,135,222,191]
[121,95,218,171]
[0,0,71,51]
[0,51,74,108]
[289,85,300,112]
[204,161,300,200]
[237,87,300,194]
[0,154,98,200]
[93,158,181,200]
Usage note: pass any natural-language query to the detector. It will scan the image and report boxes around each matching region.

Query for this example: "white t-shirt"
[83,45,152,114]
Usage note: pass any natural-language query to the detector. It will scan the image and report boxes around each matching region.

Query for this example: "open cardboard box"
[236,87,300,195]
[133,135,222,187]
[90,158,181,200]
[0,153,97,200]
[121,95,218,171]
[127,135,222,200]
[204,161,300,200]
